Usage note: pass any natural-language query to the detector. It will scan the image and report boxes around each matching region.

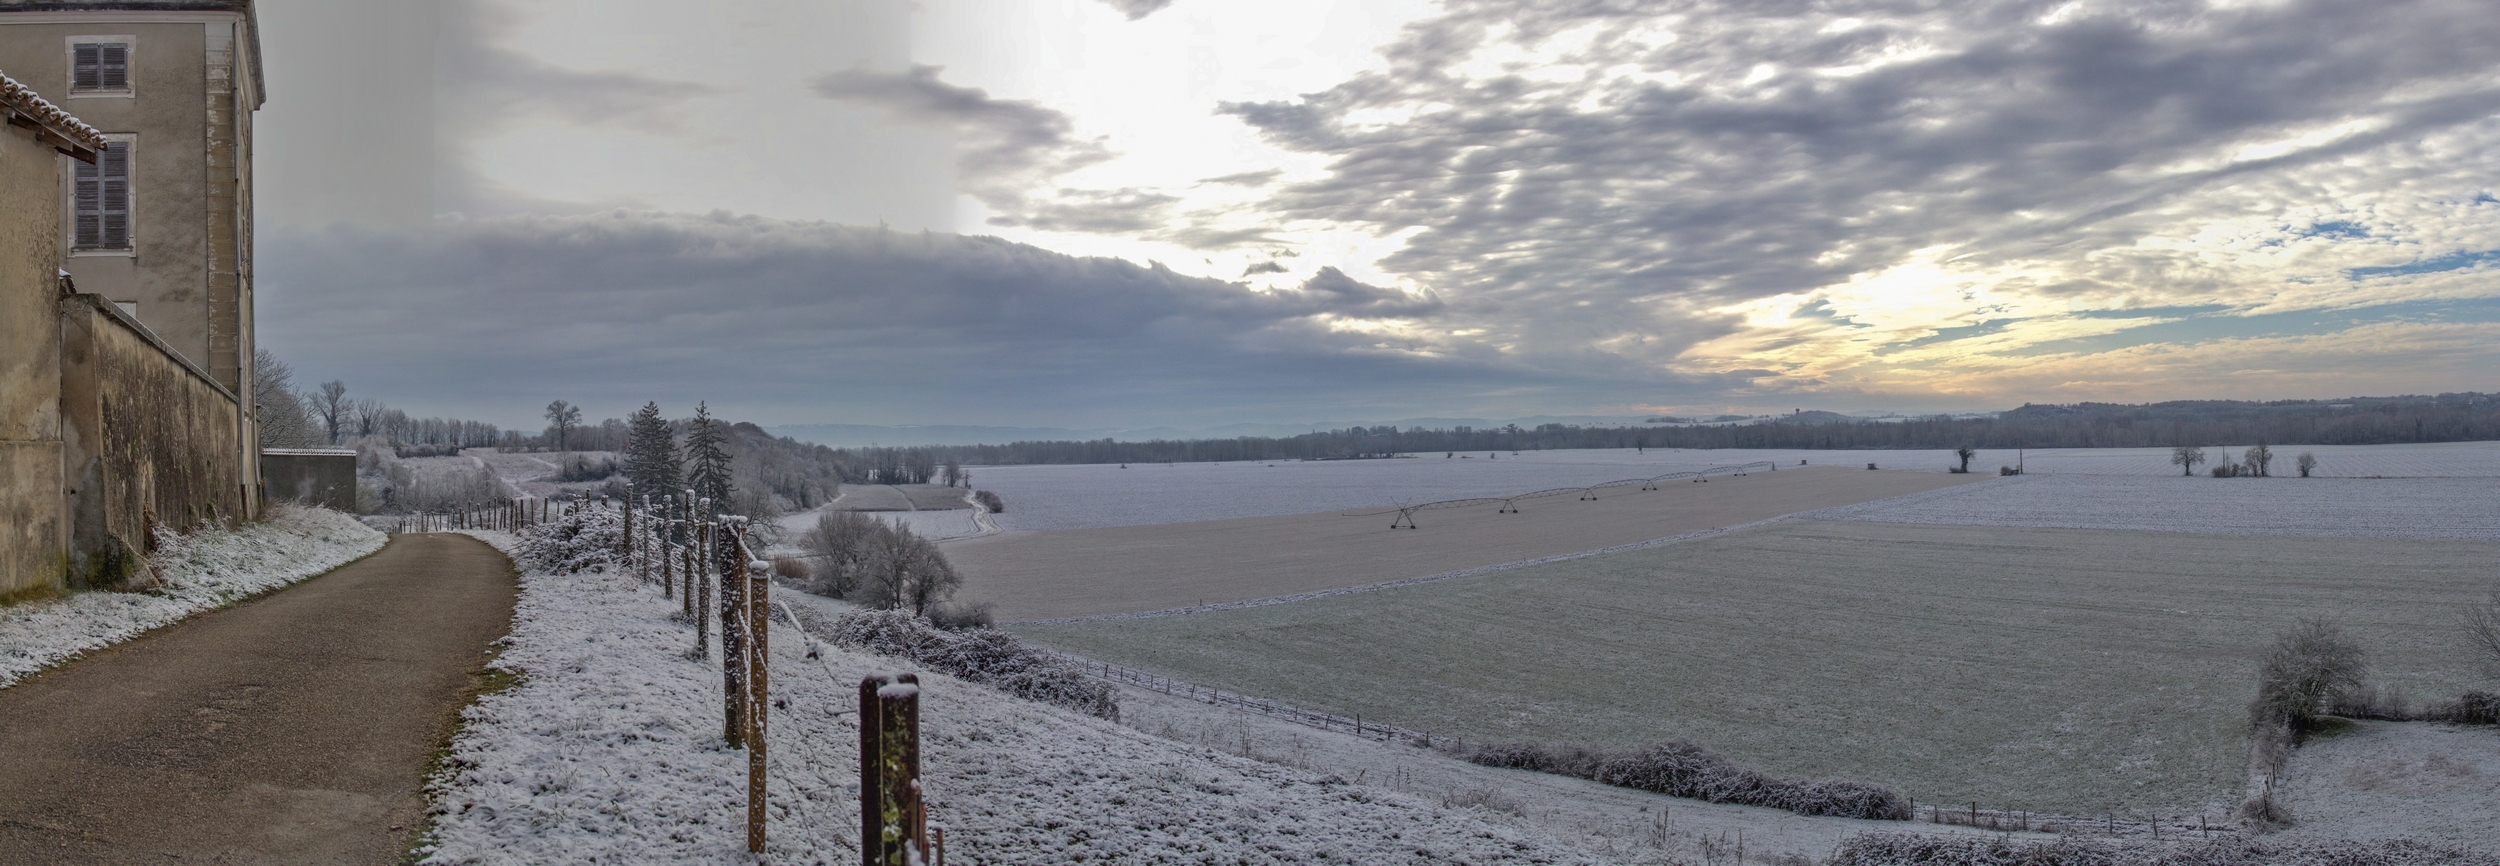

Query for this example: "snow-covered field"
[1807,474,2500,540]
[2274,720,2500,852]
[422,533,1620,864]
[1020,518,2497,815]
[0,505,385,690]
[971,442,2500,531]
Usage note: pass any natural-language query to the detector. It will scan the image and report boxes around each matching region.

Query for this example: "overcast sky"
[250,0,2500,430]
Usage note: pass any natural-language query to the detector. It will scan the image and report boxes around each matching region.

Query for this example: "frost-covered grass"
[1806,474,2500,540]
[1018,519,2497,815]
[0,504,386,689]
[420,534,1615,863]
[971,442,2500,531]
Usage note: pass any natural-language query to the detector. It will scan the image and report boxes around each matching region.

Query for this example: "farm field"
[1810,474,2500,540]
[1015,518,2499,815]
[968,441,2500,531]
[947,466,1984,621]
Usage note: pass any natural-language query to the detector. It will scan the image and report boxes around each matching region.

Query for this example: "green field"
[1017,519,2498,814]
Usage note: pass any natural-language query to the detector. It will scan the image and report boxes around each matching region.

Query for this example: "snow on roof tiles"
[0,69,108,156]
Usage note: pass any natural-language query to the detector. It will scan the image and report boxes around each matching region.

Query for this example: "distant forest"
[872,392,2500,466]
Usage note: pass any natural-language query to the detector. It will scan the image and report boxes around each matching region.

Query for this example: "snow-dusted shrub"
[1465,739,1911,820]
[2429,691,2500,725]
[825,609,1116,719]
[1826,832,2500,866]
[514,507,624,575]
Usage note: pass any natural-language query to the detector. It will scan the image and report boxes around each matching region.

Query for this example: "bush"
[2429,691,2500,725]
[925,601,994,631]
[824,609,1116,719]
[1827,832,2500,866]
[2249,619,2367,737]
[974,490,1004,513]
[555,454,619,482]
[1463,739,1910,820]
[514,506,624,575]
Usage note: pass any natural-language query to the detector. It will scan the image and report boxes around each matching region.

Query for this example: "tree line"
[837,392,2500,467]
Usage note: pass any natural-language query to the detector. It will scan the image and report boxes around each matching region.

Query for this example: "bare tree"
[2246,441,2275,477]
[310,380,351,445]
[545,400,582,452]
[1952,446,1975,473]
[2296,452,2319,477]
[351,398,385,440]
[2466,586,2500,681]
[250,349,320,448]
[2171,444,2207,477]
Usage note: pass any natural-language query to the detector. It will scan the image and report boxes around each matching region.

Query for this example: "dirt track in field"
[945,465,1985,621]
[0,534,516,865]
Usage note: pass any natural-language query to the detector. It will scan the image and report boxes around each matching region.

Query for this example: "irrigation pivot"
[1344,461,1778,528]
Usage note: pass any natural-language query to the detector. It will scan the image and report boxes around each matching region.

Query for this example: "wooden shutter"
[100,143,129,247]
[73,42,100,89]
[98,42,128,89]
[74,143,131,250]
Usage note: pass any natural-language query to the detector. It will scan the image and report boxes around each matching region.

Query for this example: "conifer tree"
[685,402,735,512]
[623,401,682,503]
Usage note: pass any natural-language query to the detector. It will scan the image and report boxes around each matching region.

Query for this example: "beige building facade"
[0,0,260,409]
[4,10,260,597]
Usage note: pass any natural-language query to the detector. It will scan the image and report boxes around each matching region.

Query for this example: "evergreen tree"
[685,402,735,513]
[622,402,682,505]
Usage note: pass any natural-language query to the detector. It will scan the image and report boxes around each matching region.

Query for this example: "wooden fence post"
[718,513,745,747]
[744,547,769,854]
[862,673,935,866]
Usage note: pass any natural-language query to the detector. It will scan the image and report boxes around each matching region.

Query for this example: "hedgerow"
[826,608,1117,720]
[1464,739,1912,820]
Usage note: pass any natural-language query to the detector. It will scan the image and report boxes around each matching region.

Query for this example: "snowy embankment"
[0,504,385,690]
[422,532,1610,864]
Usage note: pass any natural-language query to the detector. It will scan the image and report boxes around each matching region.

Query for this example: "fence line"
[385,496,577,534]
[1052,651,1460,752]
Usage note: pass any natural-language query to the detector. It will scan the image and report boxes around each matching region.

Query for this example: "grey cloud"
[813,65,1114,221]
[1097,0,1176,21]
[437,0,713,131]
[1216,0,2500,382]
[255,213,1641,428]
[1200,168,1283,187]
[1243,261,1288,276]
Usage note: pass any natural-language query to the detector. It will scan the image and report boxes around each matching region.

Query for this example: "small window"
[71,41,131,92]
[74,140,132,250]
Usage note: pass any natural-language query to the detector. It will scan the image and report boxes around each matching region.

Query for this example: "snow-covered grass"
[0,504,386,690]
[420,532,1619,864]
[1019,518,2496,815]
[970,442,2500,532]
[1806,474,2500,540]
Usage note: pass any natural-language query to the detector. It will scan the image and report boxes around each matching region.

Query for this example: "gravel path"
[0,533,517,864]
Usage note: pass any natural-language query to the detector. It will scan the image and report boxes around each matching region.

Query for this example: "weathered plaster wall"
[259,449,353,512]
[59,294,242,588]
[0,116,66,597]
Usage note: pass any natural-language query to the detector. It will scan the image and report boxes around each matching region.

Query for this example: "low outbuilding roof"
[0,69,103,162]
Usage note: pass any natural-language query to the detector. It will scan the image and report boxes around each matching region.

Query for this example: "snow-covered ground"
[422,533,1627,864]
[1804,474,2500,540]
[0,505,386,689]
[969,442,2500,531]
[2274,720,2500,852]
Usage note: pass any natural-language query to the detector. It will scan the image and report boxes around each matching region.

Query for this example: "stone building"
[3,53,254,595]
[0,0,262,487]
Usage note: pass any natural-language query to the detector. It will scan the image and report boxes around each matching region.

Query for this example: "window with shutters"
[67,38,134,95]
[74,138,134,252]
